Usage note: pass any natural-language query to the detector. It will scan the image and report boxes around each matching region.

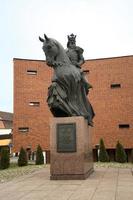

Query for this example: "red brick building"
[13,55,133,162]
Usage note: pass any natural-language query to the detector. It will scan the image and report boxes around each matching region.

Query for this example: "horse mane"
[50,38,71,64]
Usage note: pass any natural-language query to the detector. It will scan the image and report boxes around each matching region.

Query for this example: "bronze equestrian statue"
[39,34,95,126]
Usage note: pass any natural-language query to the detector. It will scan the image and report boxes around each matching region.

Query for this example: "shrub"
[0,148,10,169]
[115,141,127,163]
[131,149,133,163]
[99,138,109,162]
[35,145,44,165]
[18,147,28,166]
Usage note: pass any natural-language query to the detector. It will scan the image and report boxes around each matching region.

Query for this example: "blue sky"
[0,0,133,112]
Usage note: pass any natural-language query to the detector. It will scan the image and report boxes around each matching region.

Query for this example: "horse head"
[39,34,71,67]
[39,34,60,67]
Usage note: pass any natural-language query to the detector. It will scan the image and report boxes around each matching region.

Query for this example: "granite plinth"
[50,116,94,180]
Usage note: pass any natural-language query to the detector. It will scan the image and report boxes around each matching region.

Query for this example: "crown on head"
[67,33,76,44]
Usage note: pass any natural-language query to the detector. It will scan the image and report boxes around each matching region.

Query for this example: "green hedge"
[35,145,44,165]
[99,138,109,162]
[0,148,10,169]
[18,147,28,166]
[115,141,127,163]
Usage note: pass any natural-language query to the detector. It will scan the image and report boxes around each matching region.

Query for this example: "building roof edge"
[13,55,133,62]
[13,58,46,62]
[85,55,133,61]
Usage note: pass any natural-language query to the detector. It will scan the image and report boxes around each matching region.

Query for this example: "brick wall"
[13,56,133,153]
[13,59,52,152]
[84,56,133,148]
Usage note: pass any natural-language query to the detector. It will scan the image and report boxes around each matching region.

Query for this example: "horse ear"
[44,34,49,41]
[39,36,44,42]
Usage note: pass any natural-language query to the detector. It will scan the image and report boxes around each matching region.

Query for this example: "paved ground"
[0,165,133,200]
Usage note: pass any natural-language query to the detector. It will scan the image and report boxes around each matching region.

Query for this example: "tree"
[18,147,28,166]
[99,138,110,162]
[115,141,127,163]
[0,147,10,169]
[131,149,133,163]
[35,145,44,165]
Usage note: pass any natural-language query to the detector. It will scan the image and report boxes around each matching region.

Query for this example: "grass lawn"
[95,162,133,168]
[0,162,45,183]
[0,161,133,183]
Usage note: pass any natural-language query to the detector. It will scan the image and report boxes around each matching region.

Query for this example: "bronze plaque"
[57,123,76,152]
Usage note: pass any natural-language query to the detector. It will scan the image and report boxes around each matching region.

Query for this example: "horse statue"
[39,34,95,126]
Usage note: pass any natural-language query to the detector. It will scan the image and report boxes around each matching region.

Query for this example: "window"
[27,70,37,75]
[18,127,29,132]
[119,124,130,129]
[110,84,121,89]
[29,102,40,106]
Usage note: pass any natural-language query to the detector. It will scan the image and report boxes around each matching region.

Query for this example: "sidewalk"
[0,165,133,200]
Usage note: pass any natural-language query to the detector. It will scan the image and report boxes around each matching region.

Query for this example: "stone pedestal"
[50,116,94,180]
